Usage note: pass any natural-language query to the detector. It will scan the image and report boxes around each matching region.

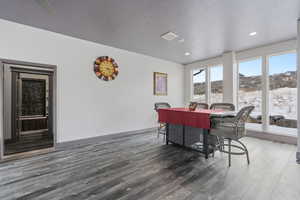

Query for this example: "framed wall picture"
[153,72,168,95]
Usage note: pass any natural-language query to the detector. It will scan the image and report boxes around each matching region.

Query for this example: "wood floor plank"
[0,131,298,200]
[270,151,300,200]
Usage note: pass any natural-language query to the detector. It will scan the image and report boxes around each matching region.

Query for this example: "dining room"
[0,0,300,200]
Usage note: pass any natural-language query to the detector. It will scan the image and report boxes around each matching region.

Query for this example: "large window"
[193,66,223,103]
[191,49,298,135]
[210,65,223,103]
[269,53,297,129]
[193,68,206,102]
[237,53,297,132]
[238,58,262,125]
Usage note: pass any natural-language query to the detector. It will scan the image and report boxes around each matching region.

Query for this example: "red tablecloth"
[158,108,222,129]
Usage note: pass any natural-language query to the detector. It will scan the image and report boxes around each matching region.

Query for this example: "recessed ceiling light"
[249,32,257,36]
[161,31,178,41]
[185,52,191,56]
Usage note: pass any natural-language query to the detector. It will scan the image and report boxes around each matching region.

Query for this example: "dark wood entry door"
[4,67,54,156]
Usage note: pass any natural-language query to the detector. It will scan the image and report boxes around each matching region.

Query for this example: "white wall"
[222,52,237,105]
[0,19,184,143]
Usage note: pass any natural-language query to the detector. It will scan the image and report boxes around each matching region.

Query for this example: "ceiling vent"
[35,0,54,14]
[160,31,178,41]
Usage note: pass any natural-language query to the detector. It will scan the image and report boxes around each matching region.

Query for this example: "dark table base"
[165,123,214,159]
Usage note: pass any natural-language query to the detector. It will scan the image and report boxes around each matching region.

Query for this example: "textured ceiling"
[0,0,299,64]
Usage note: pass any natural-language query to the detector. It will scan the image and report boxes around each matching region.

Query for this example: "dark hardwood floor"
[0,131,298,200]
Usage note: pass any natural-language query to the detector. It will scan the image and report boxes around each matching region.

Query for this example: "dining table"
[158,107,228,159]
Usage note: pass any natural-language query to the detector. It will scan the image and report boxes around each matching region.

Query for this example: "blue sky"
[240,53,296,76]
[193,52,296,83]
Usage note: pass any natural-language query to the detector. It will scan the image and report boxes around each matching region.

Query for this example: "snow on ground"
[239,87,297,120]
[194,87,297,120]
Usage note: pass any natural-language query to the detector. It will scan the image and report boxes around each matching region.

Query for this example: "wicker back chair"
[154,102,171,111]
[210,103,235,111]
[154,102,171,140]
[210,106,255,167]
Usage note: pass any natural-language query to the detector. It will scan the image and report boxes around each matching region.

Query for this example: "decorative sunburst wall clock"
[94,56,119,81]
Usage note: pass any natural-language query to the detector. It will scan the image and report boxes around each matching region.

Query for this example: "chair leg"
[157,127,160,138]
[237,139,250,165]
[215,136,220,150]
[246,149,250,165]
[228,139,231,167]
[215,137,249,166]
[216,137,224,151]
[220,138,225,151]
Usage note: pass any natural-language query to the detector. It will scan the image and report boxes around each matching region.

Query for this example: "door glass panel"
[22,79,46,116]
[21,77,48,133]
[269,53,297,129]
[238,58,262,127]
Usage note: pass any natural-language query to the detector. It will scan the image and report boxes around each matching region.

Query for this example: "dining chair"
[210,103,235,111]
[209,103,235,153]
[189,102,209,109]
[210,106,255,167]
[154,102,171,140]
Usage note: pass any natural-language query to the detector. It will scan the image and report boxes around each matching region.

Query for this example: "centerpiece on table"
[188,102,198,111]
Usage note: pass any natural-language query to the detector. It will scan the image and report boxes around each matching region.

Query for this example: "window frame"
[267,50,297,129]
[192,67,208,103]
[191,65,223,104]
[237,56,263,129]
[210,65,224,104]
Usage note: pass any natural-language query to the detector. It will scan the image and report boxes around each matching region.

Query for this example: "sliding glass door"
[268,52,297,130]
[238,58,262,127]
[237,52,297,134]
